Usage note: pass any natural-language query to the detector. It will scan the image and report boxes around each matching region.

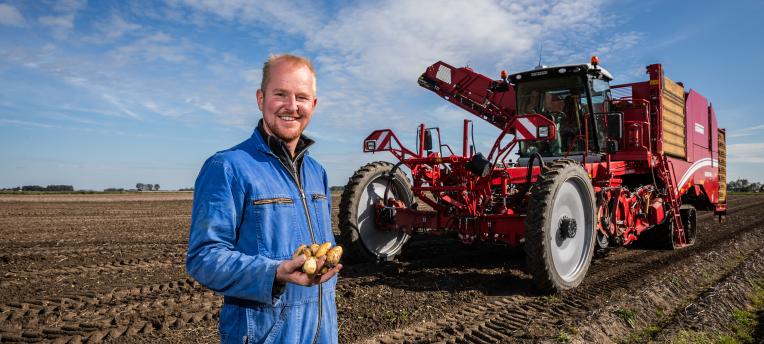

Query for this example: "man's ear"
[256,89,264,112]
[312,97,318,109]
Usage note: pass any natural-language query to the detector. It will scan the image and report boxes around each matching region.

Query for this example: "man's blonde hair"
[260,54,316,92]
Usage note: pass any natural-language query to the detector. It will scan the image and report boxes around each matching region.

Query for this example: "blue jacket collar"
[249,119,314,159]
[250,125,271,154]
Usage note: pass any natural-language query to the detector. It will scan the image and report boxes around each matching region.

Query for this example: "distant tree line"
[727,178,764,193]
[0,185,74,192]
[136,183,160,191]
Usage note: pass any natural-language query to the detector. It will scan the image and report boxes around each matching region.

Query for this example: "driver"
[522,90,541,115]
[560,94,584,151]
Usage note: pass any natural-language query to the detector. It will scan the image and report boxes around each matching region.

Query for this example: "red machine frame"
[361,60,726,249]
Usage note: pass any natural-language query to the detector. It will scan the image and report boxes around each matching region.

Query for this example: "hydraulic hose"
[383,161,406,202]
[515,152,545,204]
[527,152,545,184]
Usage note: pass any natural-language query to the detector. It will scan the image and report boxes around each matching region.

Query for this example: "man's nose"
[285,95,299,111]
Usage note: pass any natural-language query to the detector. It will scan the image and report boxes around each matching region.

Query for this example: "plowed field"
[1,193,763,343]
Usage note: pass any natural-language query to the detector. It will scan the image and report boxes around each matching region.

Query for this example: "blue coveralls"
[186,127,338,344]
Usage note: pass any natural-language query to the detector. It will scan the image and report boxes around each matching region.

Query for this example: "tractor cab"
[510,58,613,158]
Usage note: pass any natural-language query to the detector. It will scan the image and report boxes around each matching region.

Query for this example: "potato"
[315,242,332,258]
[299,246,313,258]
[326,246,343,266]
[319,266,330,275]
[302,256,317,274]
[292,244,307,259]
[309,243,320,256]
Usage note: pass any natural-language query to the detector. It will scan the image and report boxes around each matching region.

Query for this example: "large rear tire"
[338,161,414,263]
[524,159,596,292]
[681,205,697,246]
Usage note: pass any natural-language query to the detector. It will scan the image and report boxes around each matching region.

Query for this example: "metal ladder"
[659,156,686,247]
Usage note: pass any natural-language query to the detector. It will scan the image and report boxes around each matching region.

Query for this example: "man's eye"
[297,96,311,102]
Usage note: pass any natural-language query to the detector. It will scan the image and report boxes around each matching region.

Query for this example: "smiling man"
[186,54,341,344]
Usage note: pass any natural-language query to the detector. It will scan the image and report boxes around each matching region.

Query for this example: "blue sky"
[1,0,762,190]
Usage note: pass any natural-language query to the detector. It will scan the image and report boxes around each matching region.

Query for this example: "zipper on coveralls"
[273,152,323,344]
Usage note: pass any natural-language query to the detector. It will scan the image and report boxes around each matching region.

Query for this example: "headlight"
[537,126,549,138]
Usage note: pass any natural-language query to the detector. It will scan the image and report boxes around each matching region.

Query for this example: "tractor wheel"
[640,206,696,250]
[524,159,596,292]
[596,231,610,249]
[638,217,674,250]
[338,161,414,263]
[595,195,612,250]
[681,206,697,246]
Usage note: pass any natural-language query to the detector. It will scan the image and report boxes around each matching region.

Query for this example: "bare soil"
[1,193,763,343]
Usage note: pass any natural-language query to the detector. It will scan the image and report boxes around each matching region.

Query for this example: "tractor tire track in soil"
[0,278,221,343]
[357,197,764,344]
[1,193,763,343]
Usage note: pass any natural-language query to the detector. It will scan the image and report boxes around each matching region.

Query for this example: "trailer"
[339,57,727,292]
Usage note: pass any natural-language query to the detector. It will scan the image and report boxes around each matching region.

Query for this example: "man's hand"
[276,254,342,286]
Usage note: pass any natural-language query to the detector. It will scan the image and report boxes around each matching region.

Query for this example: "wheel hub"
[379,206,397,224]
[559,216,577,239]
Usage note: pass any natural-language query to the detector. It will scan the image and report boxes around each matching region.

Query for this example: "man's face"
[257,61,317,145]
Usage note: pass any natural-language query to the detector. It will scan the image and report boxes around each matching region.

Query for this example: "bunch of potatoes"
[293,242,343,275]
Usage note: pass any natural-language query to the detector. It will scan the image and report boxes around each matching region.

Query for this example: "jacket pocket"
[250,196,303,259]
[246,306,291,344]
[253,197,294,206]
[219,303,248,343]
[310,193,334,244]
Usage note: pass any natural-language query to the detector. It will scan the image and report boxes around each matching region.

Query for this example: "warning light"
[500,70,508,80]
[364,140,376,151]
[591,55,600,66]
[537,126,549,138]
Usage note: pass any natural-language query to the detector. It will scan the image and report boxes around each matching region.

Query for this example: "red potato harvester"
[339,57,727,292]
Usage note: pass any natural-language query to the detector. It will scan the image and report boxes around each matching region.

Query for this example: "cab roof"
[509,63,613,83]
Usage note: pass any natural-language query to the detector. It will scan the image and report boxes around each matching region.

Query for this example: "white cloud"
[728,132,753,139]
[38,0,87,38]
[112,32,189,64]
[309,1,535,90]
[293,0,611,140]
[166,0,322,35]
[39,14,74,30]
[0,4,25,27]
[100,94,143,120]
[724,124,764,139]
[52,0,87,13]
[181,98,218,115]
[593,31,642,59]
[94,14,142,41]
[737,124,764,132]
[4,0,634,151]
[122,0,616,137]
[0,118,55,128]
[244,69,262,87]
[727,143,764,163]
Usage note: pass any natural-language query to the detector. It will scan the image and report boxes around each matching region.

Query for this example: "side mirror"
[424,130,433,151]
[606,112,623,139]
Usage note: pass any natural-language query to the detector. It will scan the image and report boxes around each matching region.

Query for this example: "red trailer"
[339,57,727,292]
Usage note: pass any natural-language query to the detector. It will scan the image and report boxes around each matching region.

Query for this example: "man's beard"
[266,115,301,142]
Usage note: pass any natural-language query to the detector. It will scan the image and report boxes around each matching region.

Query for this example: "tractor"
[338,57,727,292]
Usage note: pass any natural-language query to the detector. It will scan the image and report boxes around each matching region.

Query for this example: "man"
[186,54,341,344]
